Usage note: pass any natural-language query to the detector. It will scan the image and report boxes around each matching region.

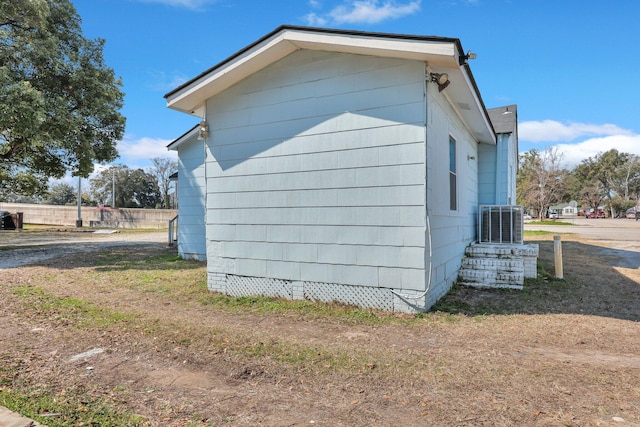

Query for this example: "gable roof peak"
[165,25,495,144]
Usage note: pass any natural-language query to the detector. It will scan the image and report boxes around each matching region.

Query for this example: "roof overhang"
[167,124,199,151]
[165,25,495,144]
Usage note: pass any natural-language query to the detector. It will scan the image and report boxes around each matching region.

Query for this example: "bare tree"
[618,154,640,202]
[517,147,567,220]
[580,182,607,216]
[148,157,177,209]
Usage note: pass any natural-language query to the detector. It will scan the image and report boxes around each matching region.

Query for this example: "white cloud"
[519,119,640,167]
[520,120,632,143]
[305,0,421,25]
[552,134,640,168]
[90,163,112,177]
[48,164,111,188]
[305,12,329,26]
[117,136,178,163]
[47,141,177,189]
[135,0,215,11]
[332,0,421,23]
[147,71,190,92]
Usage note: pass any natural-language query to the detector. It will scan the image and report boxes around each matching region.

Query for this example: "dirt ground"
[1,226,639,426]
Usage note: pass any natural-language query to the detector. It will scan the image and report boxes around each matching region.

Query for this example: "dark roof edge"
[167,123,199,149]
[164,25,461,99]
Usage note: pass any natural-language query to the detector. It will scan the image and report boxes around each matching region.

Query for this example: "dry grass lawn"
[0,231,639,426]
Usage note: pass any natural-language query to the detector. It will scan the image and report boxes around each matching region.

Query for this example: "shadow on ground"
[433,239,640,322]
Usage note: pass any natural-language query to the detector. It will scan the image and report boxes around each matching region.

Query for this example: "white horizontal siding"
[424,84,479,304]
[207,205,424,227]
[213,54,424,115]
[205,50,427,291]
[213,138,425,176]
[208,224,424,247]
[208,185,424,208]
[213,87,425,131]
[220,241,423,269]
[478,142,497,205]
[210,107,424,165]
[213,122,424,162]
[206,163,425,192]
[177,135,206,260]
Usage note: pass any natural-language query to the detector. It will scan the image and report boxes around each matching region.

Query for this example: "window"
[449,136,457,210]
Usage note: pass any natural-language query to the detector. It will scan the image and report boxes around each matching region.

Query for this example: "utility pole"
[76,176,82,227]
[112,168,116,208]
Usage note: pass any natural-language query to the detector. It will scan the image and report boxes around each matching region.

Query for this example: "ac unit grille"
[479,205,524,244]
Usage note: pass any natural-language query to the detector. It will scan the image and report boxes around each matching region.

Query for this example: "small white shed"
[165,26,517,312]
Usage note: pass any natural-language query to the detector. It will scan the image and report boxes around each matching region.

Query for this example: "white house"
[165,26,520,312]
[549,202,579,217]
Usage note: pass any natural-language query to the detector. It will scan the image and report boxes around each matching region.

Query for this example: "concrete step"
[465,243,539,258]
[458,281,523,290]
[460,257,524,272]
[458,243,539,289]
[458,267,524,284]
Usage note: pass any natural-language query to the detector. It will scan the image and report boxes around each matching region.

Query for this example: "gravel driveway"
[0,229,167,269]
[525,217,640,268]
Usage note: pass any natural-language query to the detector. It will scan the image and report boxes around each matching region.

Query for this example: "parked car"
[586,210,605,219]
[0,210,16,230]
[523,213,532,221]
[548,211,558,219]
[626,208,639,219]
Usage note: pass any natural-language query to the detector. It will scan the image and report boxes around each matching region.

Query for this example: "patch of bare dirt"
[1,230,640,426]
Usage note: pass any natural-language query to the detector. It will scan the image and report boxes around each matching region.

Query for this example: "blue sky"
[70,0,640,176]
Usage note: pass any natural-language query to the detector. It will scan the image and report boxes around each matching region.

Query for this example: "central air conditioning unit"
[479,205,524,244]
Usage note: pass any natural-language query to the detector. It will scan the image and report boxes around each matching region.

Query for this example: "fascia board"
[167,125,199,151]
[166,28,460,115]
[286,30,457,63]
[166,34,298,114]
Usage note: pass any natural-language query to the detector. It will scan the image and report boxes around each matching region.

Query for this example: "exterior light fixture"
[459,50,477,65]
[430,72,450,92]
[198,120,209,140]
